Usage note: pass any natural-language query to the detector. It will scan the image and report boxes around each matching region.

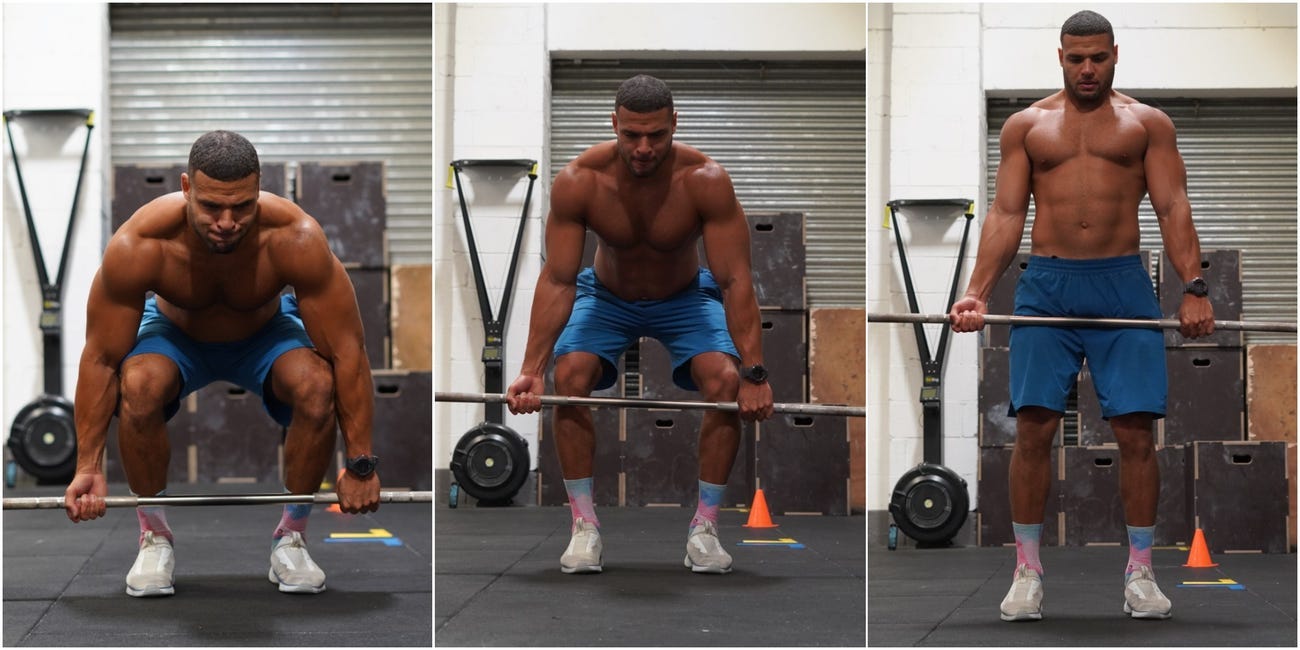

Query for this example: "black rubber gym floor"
[869,542,1297,646]
[436,504,865,646]
[3,482,431,647]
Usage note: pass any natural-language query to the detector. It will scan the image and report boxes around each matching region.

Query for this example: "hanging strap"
[3,108,95,395]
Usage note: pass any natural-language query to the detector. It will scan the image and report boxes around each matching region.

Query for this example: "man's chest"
[584,184,702,251]
[1026,112,1148,171]
[152,251,284,312]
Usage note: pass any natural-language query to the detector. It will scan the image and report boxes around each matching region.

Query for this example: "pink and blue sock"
[563,477,599,528]
[1012,521,1044,576]
[136,489,173,545]
[1125,525,1155,577]
[689,480,726,530]
[273,504,313,543]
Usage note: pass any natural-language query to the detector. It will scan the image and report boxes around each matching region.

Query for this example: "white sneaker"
[1000,564,1043,621]
[684,520,733,574]
[560,517,603,574]
[126,531,175,597]
[1123,565,1173,619]
[268,532,326,594]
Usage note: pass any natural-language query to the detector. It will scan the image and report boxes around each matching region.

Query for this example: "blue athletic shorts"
[1008,255,1166,419]
[123,294,315,426]
[553,267,740,391]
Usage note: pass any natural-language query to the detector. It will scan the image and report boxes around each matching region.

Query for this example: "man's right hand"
[506,373,546,414]
[65,472,108,523]
[948,295,988,333]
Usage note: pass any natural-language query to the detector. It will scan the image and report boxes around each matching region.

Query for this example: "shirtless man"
[63,130,381,597]
[948,11,1214,621]
[506,75,774,574]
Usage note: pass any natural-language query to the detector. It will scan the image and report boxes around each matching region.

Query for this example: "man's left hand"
[337,470,381,514]
[1178,295,1215,339]
[737,380,774,422]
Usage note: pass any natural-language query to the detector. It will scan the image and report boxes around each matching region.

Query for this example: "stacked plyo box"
[537,213,849,514]
[978,249,1287,553]
[106,162,430,492]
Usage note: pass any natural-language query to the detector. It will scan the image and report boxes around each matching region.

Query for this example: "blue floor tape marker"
[737,537,805,549]
[1177,579,1245,590]
[325,528,403,547]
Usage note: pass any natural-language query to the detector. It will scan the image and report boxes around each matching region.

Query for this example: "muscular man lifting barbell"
[948,11,1214,621]
[63,131,381,597]
[505,75,775,575]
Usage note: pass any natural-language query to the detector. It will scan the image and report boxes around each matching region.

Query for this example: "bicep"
[696,170,752,288]
[540,172,588,286]
[293,256,365,361]
[84,269,146,365]
[1143,116,1189,216]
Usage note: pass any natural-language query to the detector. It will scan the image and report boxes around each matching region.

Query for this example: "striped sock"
[1125,525,1155,577]
[136,505,173,545]
[563,477,599,528]
[273,504,313,542]
[1012,521,1044,576]
[689,480,726,530]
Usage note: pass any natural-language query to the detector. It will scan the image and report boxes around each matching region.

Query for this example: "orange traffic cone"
[743,489,778,528]
[1183,528,1218,567]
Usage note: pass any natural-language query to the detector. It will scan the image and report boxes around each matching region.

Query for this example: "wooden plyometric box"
[391,265,431,371]
[112,164,185,232]
[296,161,386,268]
[756,413,848,515]
[1159,250,1243,348]
[699,212,806,310]
[1189,441,1289,553]
[1164,348,1245,446]
[809,308,865,513]
[346,268,391,370]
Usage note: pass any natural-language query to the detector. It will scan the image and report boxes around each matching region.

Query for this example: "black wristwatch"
[741,364,768,384]
[1184,277,1209,298]
[345,454,379,478]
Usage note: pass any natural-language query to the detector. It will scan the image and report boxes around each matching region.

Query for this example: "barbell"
[867,312,1298,333]
[2,490,433,510]
[434,391,866,418]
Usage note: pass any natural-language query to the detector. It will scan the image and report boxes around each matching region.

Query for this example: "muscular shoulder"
[1123,99,1176,133]
[678,146,731,193]
[261,193,336,281]
[100,193,187,293]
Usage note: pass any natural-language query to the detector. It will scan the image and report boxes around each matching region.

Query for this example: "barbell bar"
[2,490,433,510]
[435,391,866,418]
[867,312,1298,333]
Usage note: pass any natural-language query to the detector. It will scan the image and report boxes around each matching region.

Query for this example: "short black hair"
[614,75,674,113]
[1061,10,1114,44]
[188,130,260,182]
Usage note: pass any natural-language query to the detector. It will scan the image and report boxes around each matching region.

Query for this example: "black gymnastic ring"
[450,422,529,505]
[8,394,76,483]
[888,462,969,545]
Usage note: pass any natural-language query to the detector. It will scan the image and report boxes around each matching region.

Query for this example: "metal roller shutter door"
[550,60,866,307]
[987,97,1297,344]
[108,3,433,264]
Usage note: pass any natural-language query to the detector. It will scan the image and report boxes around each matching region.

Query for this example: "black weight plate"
[888,463,969,544]
[8,395,76,482]
[450,422,530,503]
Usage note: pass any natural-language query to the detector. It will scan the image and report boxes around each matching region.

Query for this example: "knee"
[1014,407,1060,455]
[1112,416,1155,459]
[118,363,176,425]
[288,367,335,427]
[553,355,600,396]
[694,362,740,402]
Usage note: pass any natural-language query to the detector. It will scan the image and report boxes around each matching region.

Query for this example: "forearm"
[722,278,763,366]
[963,210,1028,301]
[333,350,374,457]
[1156,202,1203,283]
[519,272,578,376]
[72,354,119,474]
